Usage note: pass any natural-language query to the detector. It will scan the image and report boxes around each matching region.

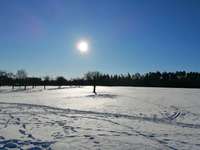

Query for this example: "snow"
[0,86,200,149]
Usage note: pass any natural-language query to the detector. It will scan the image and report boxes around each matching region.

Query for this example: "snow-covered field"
[0,86,200,150]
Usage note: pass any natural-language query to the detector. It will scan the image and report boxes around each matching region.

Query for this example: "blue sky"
[0,0,200,78]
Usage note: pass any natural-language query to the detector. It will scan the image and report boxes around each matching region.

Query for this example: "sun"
[77,41,89,53]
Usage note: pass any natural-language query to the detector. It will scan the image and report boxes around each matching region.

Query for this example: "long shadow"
[0,86,82,94]
[2,88,43,94]
[47,86,83,91]
[86,93,118,99]
[63,93,118,99]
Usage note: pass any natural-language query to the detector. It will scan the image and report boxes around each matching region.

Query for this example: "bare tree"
[16,69,27,79]
[85,71,101,94]
[16,69,27,90]
[43,76,50,90]
[8,73,15,90]
[56,76,67,89]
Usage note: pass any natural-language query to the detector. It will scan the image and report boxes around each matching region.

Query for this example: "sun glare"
[77,41,89,53]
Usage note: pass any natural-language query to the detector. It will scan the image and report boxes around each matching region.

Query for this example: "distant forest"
[1,70,200,89]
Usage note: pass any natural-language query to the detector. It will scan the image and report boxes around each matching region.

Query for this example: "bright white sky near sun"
[77,41,89,53]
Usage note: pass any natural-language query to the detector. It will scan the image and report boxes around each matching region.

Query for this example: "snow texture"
[0,86,200,149]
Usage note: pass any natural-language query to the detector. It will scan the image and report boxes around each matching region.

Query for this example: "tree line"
[1,70,200,89]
